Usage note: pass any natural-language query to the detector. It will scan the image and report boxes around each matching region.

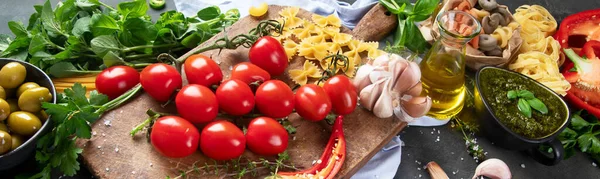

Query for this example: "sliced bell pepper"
[562,40,600,118]
[555,8,600,53]
[276,115,346,179]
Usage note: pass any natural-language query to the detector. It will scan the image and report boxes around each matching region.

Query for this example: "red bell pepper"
[555,9,600,53]
[562,40,600,118]
[276,115,346,179]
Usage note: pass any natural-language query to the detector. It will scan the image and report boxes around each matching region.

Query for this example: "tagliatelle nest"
[276,7,386,85]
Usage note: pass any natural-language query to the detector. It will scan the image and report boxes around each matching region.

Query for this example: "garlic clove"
[472,158,512,179]
[359,79,386,111]
[401,96,432,118]
[372,54,390,67]
[393,60,421,93]
[353,64,375,91]
[373,79,394,118]
[406,82,423,97]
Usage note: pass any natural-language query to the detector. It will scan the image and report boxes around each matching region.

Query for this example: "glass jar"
[419,10,481,120]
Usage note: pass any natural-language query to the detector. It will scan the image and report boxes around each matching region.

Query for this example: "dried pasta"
[312,14,342,28]
[282,39,298,61]
[289,61,322,85]
[508,52,570,95]
[279,7,304,29]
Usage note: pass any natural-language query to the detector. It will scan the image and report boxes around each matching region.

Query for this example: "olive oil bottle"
[420,10,481,119]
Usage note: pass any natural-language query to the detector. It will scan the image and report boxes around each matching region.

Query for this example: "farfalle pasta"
[289,61,322,85]
[279,7,303,29]
[312,14,341,27]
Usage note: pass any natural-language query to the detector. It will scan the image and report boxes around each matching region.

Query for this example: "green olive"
[36,110,48,122]
[6,99,18,113]
[11,134,23,150]
[0,62,27,89]
[0,130,12,154]
[16,82,40,98]
[18,87,52,113]
[0,122,7,132]
[0,85,5,99]
[8,111,41,136]
[0,99,9,121]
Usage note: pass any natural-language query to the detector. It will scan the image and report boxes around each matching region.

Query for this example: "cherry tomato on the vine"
[295,84,332,121]
[255,80,294,118]
[184,54,223,87]
[248,36,288,76]
[140,63,182,102]
[323,75,357,115]
[216,79,255,116]
[176,84,218,123]
[200,120,246,160]
[150,116,200,158]
[230,62,271,85]
[246,117,288,156]
[96,66,139,99]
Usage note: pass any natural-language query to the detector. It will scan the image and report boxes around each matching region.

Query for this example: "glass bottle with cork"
[419,10,481,119]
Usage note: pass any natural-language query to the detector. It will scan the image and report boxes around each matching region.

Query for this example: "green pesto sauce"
[479,69,566,139]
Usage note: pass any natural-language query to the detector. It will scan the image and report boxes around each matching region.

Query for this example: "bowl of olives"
[0,59,56,170]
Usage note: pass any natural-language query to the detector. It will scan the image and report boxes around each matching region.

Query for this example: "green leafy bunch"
[0,0,239,78]
[558,110,600,162]
[507,90,548,118]
[379,0,437,53]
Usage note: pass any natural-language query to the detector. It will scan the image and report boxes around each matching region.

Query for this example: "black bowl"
[0,59,57,170]
[474,66,570,166]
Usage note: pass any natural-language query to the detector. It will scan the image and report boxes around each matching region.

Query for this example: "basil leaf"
[570,113,591,130]
[8,21,29,38]
[527,98,548,114]
[507,90,517,99]
[517,90,535,100]
[117,0,148,19]
[379,0,401,14]
[41,0,64,36]
[90,35,120,57]
[102,51,126,67]
[197,6,221,21]
[403,18,431,53]
[46,62,88,78]
[71,16,91,38]
[412,0,438,20]
[518,98,532,118]
[29,34,50,55]
[91,13,119,36]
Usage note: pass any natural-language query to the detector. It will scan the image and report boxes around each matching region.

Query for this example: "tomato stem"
[95,84,143,114]
[130,109,162,136]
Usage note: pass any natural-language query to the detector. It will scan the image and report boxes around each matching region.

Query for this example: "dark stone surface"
[1,0,599,178]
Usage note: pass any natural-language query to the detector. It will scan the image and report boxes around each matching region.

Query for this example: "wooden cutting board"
[77,5,406,179]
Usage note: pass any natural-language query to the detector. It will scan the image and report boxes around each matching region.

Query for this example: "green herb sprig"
[379,0,437,53]
[507,90,548,118]
[558,110,600,163]
[0,0,239,78]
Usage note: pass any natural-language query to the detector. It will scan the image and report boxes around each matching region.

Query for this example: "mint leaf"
[1,37,30,56]
[0,34,12,52]
[102,51,126,67]
[72,16,91,38]
[46,62,88,78]
[197,6,221,20]
[41,0,65,36]
[29,34,51,55]
[90,35,120,57]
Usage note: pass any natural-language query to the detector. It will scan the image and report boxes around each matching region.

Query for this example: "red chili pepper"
[562,40,600,118]
[554,9,600,52]
[277,115,346,179]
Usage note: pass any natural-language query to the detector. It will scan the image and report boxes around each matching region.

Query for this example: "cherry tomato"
[216,79,254,116]
[248,36,288,76]
[140,63,182,102]
[95,66,139,99]
[246,117,289,156]
[150,116,200,158]
[176,84,218,123]
[295,84,332,121]
[323,75,357,115]
[230,62,271,84]
[200,120,246,160]
[184,54,223,87]
[255,80,294,118]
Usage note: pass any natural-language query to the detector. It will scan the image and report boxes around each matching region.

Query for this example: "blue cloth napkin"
[174,1,405,178]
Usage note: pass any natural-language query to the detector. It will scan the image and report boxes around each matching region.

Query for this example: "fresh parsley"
[558,110,600,163]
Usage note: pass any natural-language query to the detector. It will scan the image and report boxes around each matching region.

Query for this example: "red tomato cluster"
[96,36,358,161]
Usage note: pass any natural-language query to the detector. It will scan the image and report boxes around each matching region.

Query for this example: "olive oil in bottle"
[419,10,481,119]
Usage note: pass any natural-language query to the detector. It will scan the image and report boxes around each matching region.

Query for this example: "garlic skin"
[472,158,512,179]
[353,53,431,121]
